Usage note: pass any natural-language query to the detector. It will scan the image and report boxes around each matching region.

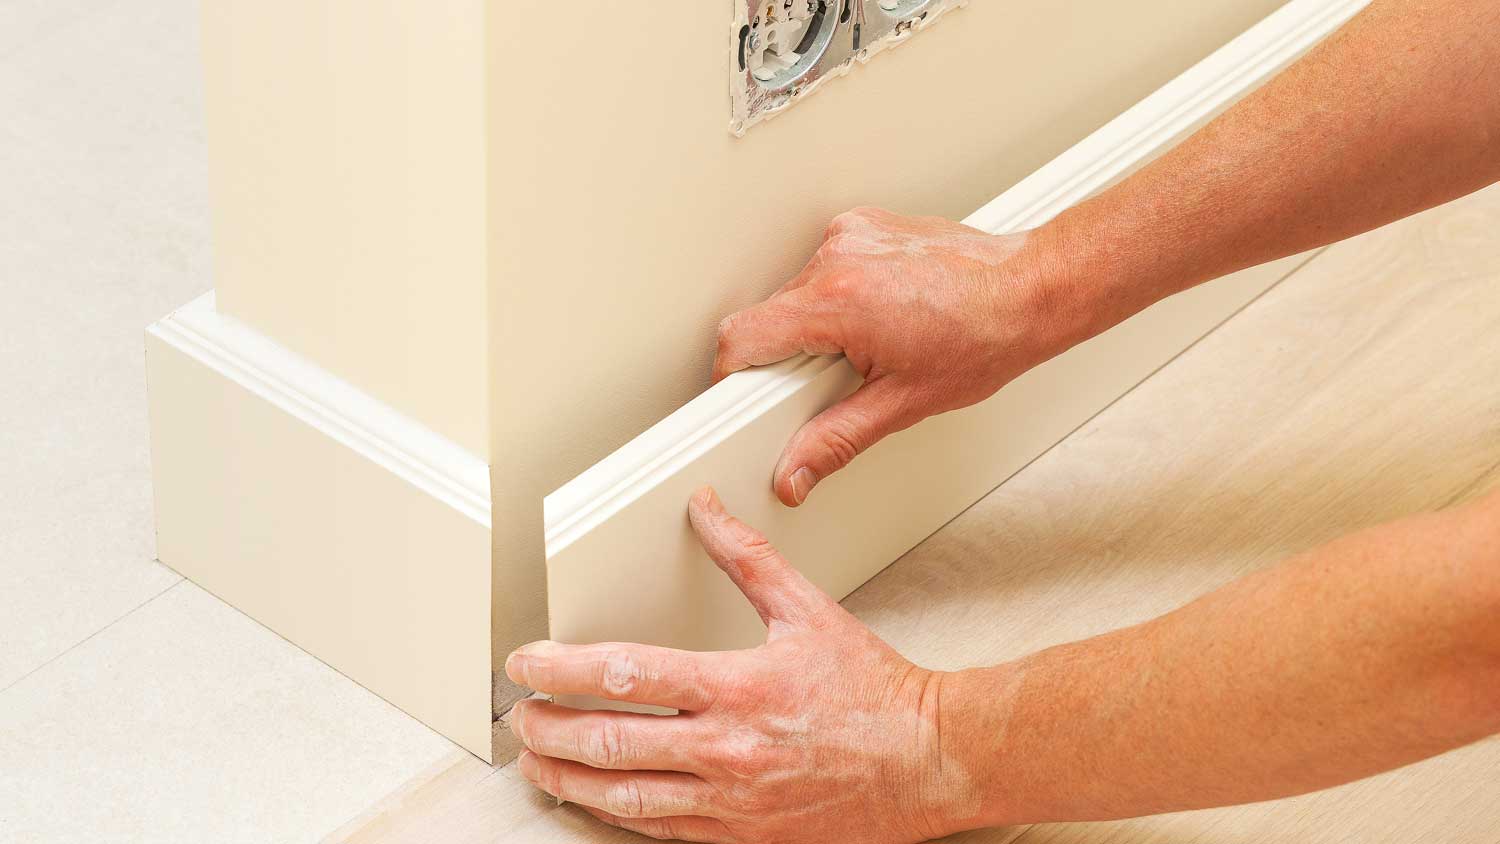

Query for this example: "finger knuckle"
[821,236,873,267]
[605,778,648,818]
[736,531,779,564]
[818,419,866,468]
[714,733,773,781]
[829,209,861,229]
[583,718,628,769]
[822,271,859,301]
[599,650,644,698]
[728,535,782,582]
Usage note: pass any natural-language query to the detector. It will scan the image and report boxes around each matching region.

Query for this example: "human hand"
[714,206,1082,507]
[505,487,973,844]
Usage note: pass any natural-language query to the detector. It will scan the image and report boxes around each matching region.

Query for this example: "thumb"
[773,377,914,507]
[687,487,838,633]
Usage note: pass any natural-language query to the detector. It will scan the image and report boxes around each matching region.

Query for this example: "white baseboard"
[150,294,491,525]
[544,0,1365,664]
[146,0,1368,760]
[146,296,496,760]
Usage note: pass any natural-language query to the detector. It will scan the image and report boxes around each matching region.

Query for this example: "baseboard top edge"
[148,292,492,528]
[543,353,840,557]
[540,0,1365,560]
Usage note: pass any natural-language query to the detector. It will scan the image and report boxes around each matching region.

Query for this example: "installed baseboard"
[146,294,496,759]
[150,294,491,525]
[544,0,1367,664]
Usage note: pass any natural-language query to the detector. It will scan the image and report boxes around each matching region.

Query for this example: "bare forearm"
[1042,0,1500,342]
[942,491,1500,828]
[939,4,1500,824]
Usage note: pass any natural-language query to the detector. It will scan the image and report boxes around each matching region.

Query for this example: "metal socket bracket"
[730,0,967,136]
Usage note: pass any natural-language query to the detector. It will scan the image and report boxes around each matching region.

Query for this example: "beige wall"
[486,0,1286,683]
[202,0,490,457]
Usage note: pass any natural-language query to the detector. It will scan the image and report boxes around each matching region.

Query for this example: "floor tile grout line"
[0,576,184,697]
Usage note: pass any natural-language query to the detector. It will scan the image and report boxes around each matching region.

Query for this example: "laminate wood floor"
[327,185,1500,844]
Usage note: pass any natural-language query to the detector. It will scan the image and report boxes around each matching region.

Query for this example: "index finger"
[712,287,841,382]
[506,641,719,711]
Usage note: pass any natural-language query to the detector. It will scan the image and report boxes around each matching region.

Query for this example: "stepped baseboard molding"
[544,0,1364,664]
[146,295,496,760]
[150,294,491,525]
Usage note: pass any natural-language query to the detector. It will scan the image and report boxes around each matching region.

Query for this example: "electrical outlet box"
[731,0,966,135]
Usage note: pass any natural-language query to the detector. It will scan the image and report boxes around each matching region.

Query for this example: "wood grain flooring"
[328,185,1500,843]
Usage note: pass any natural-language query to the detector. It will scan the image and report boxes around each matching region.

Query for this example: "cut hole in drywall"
[729,0,968,136]
[744,0,838,90]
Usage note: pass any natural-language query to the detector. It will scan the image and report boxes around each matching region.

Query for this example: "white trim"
[148,293,492,528]
[543,355,831,554]
[543,0,1369,555]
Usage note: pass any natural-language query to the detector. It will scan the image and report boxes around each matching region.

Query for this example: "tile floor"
[0,2,458,841]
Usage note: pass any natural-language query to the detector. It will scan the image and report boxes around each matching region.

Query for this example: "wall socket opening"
[741,1,839,90]
[730,0,966,136]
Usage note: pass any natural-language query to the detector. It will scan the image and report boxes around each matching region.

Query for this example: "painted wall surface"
[201,0,490,458]
[486,0,1286,684]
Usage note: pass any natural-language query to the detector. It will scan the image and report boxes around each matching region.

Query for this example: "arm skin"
[1042,0,1500,359]
[505,2,1500,841]
[943,489,1500,828]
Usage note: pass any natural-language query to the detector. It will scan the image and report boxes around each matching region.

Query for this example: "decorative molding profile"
[147,294,495,759]
[544,0,1371,560]
[544,354,827,558]
[148,293,491,526]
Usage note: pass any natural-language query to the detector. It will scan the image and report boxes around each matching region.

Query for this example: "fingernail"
[517,750,539,782]
[790,467,819,504]
[507,649,542,687]
[507,700,526,739]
